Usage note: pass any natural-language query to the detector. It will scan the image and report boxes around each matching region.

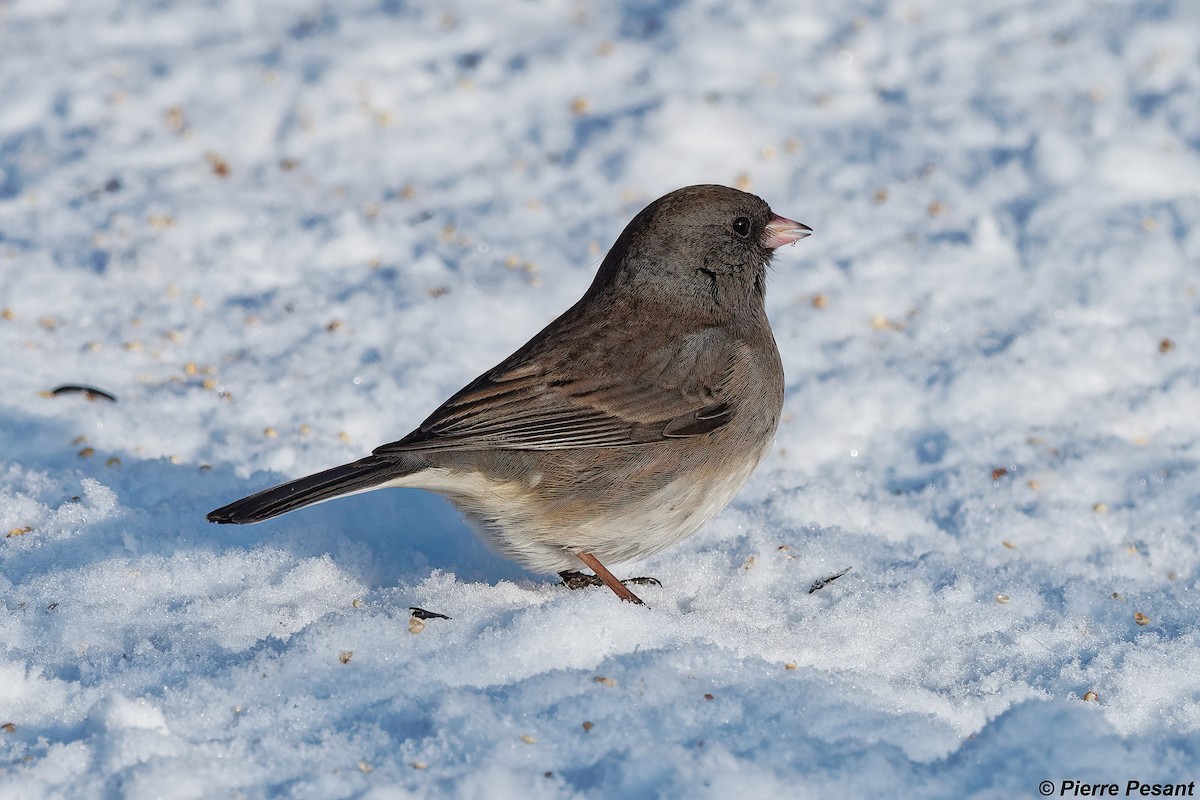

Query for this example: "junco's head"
[592,185,811,310]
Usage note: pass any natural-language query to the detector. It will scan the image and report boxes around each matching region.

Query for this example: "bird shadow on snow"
[0,405,538,600]
[232,479,540,590]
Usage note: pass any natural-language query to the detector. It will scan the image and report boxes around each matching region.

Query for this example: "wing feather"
[373,328,742,454]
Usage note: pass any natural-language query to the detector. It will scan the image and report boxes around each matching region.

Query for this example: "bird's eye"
[732,216,751,238]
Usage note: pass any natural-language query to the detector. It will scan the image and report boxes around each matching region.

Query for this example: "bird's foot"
[559,571,661,591]
[561,553,661,605]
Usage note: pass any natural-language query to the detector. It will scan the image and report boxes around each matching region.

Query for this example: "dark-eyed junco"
[208,185,811,604]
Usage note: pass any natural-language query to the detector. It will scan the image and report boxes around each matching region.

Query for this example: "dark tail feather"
[207,456,410,524]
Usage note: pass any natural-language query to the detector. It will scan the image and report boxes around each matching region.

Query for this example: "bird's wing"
[373,329,741,453]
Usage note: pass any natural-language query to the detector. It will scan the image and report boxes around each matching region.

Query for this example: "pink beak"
[762,214,813,249]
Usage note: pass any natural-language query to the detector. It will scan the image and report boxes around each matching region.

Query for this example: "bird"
[207,184,812,605]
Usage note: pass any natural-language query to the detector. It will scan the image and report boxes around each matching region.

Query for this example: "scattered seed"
[1,723,15,733]
[1111,592,1122,600]
[873,188,889,204]
[326,319,342,332]
[78,447,95,458]
[407,617,425,635]
[703,693,714,701]
[50,385,117,402]
[593,676,616,687]
[7,527,32,538]
[808,566,851,594]
[996,594,1010,604]
[1,308,13,320]
[147,214,173,230]
[411,761,428,770]
[784,662,797,671]
[279,158,298,171]
[352,598,363,609]
[263,427,277,438]
[1093,503,1109,514]
[205,152,230,177]
[1082,691,1099,702]
[339,651,353,664]
[409,607,450,621]
[426,286,449,298]
[1001,541,1016,550]
[734,173,752,191]
[1027,479,1041,491]
[741,556,756,570]
[811,293,828,309]
[164,106,186,133]
[356,760,372,773]
[105,457,121,468]
[581,721,594,732]
[928,201,945,216]
[1134,612,1150,626]
[520,734,537,744]
[869,314,903,331]
[570,96,589,115]
[1159,338,1174,354]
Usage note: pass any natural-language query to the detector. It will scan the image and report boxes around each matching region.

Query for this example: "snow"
[2,0,1199,796]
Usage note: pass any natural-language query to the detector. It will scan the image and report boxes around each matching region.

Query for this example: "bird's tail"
[207,456,412,524]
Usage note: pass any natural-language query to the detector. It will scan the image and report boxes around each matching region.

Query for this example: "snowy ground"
[3,0,1200,796]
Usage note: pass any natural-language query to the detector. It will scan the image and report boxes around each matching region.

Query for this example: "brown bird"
[208,185,812,604]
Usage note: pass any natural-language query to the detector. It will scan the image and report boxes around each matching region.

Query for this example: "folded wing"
[373,328,741,454]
